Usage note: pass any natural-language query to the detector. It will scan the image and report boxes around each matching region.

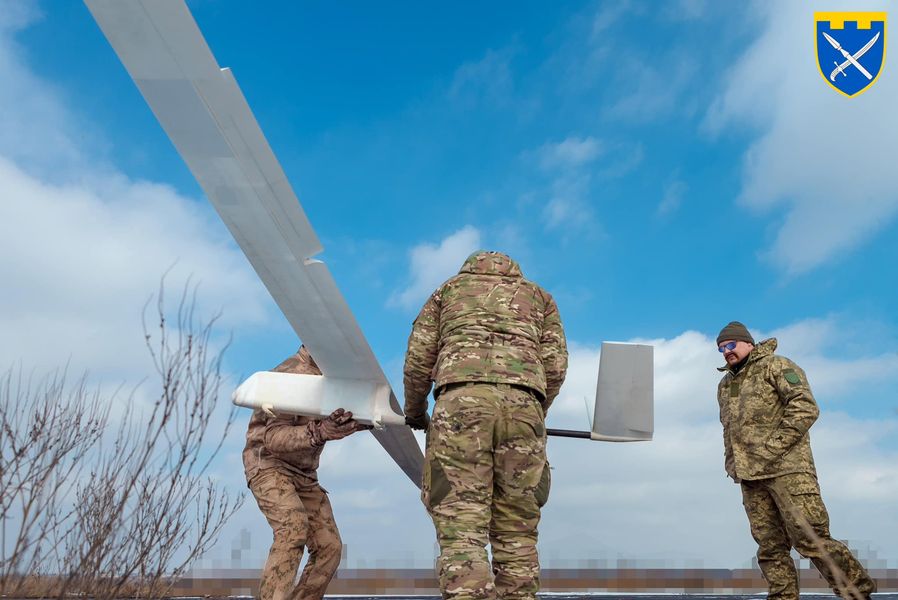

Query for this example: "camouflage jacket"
[717,338,819,482]
[403,251,568,417]
[242,347,325,486]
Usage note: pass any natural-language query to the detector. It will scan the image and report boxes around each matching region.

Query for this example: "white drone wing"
[84,0,423,487]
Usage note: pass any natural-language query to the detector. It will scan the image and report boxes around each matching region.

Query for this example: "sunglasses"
[718,341,737,353]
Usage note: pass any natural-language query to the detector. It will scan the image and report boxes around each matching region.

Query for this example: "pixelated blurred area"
[168,565,898,596]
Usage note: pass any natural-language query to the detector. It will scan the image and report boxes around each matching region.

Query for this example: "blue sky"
[2,0,897,569]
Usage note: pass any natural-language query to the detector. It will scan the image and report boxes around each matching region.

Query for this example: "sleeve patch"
[784,370,801,385]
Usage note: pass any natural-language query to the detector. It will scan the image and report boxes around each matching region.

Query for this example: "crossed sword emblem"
[822,30,881,81]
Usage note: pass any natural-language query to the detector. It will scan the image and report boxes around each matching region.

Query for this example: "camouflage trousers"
[741,473,876,600]
[249,469,342,600]
[422,383,550,600]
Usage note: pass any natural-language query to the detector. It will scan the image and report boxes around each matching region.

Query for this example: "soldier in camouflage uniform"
[403,250,568,600]
[243,346,368,600]
[715,321,875,600]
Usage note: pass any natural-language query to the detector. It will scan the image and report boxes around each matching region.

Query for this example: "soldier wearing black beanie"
[714,322,876,600]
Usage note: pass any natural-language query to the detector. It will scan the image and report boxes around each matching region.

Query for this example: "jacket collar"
[717,337,777,374]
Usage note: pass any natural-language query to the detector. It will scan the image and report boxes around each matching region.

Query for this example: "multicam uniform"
[717,338,875,600]
[404,251,568,600]
[243,347,342,600]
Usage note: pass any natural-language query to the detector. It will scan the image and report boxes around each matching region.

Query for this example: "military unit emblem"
[816,12,887,97]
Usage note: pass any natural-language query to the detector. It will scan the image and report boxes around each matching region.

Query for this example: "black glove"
[405,412,430,431]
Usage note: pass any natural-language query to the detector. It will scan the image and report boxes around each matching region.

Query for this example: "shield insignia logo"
[815,12,887,97]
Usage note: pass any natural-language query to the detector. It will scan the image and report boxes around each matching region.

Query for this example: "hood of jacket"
[458,251,522,278]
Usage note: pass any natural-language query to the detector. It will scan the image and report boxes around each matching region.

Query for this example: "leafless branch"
[0,281,243,599]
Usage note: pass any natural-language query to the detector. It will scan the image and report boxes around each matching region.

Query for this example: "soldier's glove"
[405,412,430,431]
[310,409,370,446]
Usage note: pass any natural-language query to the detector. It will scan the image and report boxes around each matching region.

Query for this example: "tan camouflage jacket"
[242,347,325,486]
[717,338,819,482]
[403,251,568,417]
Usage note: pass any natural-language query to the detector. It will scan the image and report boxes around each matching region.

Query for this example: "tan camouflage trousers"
[741,473,876,600]
[249,469,342,600]
[423,383,549,600]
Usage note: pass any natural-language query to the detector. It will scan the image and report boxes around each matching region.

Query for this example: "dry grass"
[780,487,870,600]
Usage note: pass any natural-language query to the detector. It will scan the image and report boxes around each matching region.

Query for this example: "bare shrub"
[786,504,867,600]
[0,284,244,599]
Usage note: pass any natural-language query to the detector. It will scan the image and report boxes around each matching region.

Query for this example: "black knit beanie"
[716,321,755,346]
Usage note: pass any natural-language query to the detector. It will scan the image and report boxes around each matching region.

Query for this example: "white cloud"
[763,318,898,398]
[0,5,95,179]
[529,135,638,236]
[542,174,598,234]
[388,226,481,310]
[539,136,603,170]
[0,1,40,32]
[0,157,270,378]
[705,2,898,274]
[563,3,703,124]
[0,5,271,380]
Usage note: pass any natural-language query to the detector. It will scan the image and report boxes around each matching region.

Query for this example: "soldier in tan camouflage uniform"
[715,321,876,600]
[403,250,568,600]
[243,346,368,600]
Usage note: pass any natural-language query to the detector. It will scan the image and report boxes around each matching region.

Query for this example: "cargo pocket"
[771,473,830,540]
[787,474,827,529]
[793,492,829,531]
[427,458,451,508]
[534,461,551,507]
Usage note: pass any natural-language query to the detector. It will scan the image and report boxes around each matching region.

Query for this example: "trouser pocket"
[426,457,452,508]
[534,461,551,507]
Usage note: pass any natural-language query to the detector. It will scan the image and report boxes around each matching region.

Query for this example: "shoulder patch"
[784,370,802,385]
